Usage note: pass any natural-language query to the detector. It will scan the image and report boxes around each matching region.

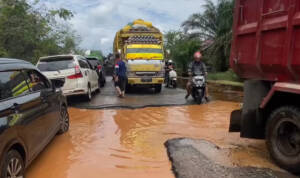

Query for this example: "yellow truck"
[113,19,165,93]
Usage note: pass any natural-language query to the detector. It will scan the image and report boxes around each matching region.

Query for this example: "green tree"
[164,31,201,76]
[88,50,104,61]
[182,0,234,72]
[0,0,80,63]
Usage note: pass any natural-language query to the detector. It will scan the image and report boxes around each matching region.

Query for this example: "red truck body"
[230,1,300,173]
[231,0,300,83]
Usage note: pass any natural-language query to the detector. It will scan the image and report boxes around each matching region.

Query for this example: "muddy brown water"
[25,101,284,178]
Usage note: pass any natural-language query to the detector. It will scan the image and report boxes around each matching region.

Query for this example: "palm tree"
[182,0,234,72]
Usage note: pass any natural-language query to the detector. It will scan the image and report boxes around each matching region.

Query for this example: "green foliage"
[207,69,241,82]
[182,0,234,72]
[207,79,243,87]
[88,50,104,61]
[0,0,81,63]
[50,8,74,20]
[164,31,201,76]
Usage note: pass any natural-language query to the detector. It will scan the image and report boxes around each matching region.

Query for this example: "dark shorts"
[116,76,126,91]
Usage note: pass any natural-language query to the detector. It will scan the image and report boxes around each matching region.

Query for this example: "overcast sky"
[40,0,216,55]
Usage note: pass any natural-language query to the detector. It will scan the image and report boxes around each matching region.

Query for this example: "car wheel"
[58,105,69,134]
[86,85,92,101]
[266,106,300,174]
[100,74,105,87]
[1,150,24,178]
[96,80,101,93]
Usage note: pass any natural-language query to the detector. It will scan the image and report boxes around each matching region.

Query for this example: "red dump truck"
[229,0,300,173]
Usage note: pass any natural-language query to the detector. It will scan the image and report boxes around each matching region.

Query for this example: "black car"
[0,58,69,178]
[85,57,106,87]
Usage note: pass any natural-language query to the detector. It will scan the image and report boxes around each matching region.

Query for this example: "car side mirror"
[51,78,65,89]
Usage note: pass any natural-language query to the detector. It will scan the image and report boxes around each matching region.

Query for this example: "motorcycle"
[167,69,177,88]
[191,75,206,104]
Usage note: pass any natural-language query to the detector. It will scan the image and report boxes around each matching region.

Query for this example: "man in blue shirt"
[114,53,127,97]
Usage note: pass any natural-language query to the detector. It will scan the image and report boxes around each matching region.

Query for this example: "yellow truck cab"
[113,19,165,93]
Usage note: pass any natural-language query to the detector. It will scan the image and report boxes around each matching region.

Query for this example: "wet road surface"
[25,101,293,178]
[68,77,243,109]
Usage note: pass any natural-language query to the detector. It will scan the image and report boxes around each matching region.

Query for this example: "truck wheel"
[125,84,131,93]
[266,106,300,174]
[154,84,162,93]
[1,150,25,178]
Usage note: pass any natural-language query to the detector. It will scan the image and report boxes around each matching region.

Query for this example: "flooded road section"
[26,101,280,178]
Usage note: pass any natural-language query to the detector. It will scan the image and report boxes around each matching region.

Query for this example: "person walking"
[114,53,127,98]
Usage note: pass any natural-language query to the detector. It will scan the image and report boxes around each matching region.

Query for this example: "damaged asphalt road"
[68,77,193,109]
[165,138,298,178]
[61,77,298,178]
[68,77,242,109]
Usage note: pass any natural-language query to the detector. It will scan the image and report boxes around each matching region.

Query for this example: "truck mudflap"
[229,109,242,132]
[229,80,270,139]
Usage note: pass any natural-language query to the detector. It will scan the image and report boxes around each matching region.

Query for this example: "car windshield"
[37,58,75,71]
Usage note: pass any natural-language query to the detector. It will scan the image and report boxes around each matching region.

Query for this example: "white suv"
[37,55,99,100]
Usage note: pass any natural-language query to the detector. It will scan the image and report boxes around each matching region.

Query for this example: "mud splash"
[26,101,280,178]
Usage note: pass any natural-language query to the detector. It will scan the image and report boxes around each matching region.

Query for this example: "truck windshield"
[37,58,75,71]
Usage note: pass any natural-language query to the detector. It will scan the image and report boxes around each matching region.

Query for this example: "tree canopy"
[180,0,234,72]
[164,31,202,76]
[0,0,81,63]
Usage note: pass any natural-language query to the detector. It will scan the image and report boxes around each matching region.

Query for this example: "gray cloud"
[41,0,214,54]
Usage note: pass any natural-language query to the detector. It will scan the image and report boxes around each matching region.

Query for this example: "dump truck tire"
[266,106,300,174]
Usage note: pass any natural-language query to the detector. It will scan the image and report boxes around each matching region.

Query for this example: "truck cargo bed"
[230,0,300,83]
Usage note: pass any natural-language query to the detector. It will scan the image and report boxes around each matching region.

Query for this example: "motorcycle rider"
[165,60,175,86]
[185,51,209,100]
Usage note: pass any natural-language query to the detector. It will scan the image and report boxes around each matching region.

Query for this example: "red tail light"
[97,65,102,70]
[68,65,83,79]
[67,73,83,79]
[75,65,81,74]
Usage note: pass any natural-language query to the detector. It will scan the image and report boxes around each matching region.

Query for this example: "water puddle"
[26,101,279,178]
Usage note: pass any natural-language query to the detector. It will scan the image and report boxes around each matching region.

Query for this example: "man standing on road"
[185,51,209,100]
[114,53,127,98]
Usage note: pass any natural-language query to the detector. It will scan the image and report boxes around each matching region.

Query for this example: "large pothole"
[165,138,297,178]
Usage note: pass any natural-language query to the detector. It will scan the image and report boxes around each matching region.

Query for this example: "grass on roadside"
[207,70,241,82]
[207,80,243,87]
[207,70,243,87]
